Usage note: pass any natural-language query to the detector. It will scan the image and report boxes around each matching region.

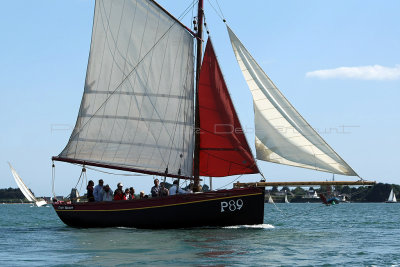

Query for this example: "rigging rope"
[206,0,225,21]
[214,0,225,21]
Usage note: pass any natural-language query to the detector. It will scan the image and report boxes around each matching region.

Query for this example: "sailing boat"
[51,0,363,228]
[284,194,290,204]
[8,163,47,207]
[385,189,397,203]
[267,195,274,204]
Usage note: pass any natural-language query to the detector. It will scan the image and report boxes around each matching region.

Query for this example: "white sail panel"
[9,163,37,202]
[227,26,357,176]
[59,0,195,177]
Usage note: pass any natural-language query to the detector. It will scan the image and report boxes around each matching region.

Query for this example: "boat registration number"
[220,199,243,212]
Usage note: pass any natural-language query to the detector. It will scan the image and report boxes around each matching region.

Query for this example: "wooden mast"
[193,0,204,192]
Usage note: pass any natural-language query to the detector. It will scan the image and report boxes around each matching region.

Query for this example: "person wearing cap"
[93,179,104,202]
[101,184,113,201]
[169,180,190,196]
[114,182,126,201]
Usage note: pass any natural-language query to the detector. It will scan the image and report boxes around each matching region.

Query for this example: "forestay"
[227,26,357,176]
[58,0,195,178]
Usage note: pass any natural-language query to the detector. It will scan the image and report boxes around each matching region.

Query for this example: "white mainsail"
[8,163,47,207]
[267,195,274,204]
[227,26,357,176]
[58,0,195,177]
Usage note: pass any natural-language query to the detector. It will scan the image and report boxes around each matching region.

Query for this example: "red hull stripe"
[55,192,262,212]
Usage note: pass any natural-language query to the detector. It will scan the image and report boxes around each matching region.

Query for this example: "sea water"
[0,203,399,266]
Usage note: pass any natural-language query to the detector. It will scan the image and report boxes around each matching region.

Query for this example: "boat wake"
[223,224,274,229]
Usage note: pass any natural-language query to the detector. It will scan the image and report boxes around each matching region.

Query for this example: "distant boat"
[340,195,349,203]
[284,194,290,204]
[267,195,274,204]
[385,189,397,203]
[8,163,47,207]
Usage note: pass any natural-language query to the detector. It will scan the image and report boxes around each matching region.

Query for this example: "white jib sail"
[8,163,37,203]
[59,0,195,177]
[227,26,357,176]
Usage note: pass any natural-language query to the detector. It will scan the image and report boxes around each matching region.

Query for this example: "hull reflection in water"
[53,188,265,229]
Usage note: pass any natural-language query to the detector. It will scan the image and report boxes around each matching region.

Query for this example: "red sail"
[198,39,259,177]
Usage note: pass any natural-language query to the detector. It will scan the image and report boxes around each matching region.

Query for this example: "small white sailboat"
[385,189,397,203]
[267,195,274,204]
[284,194,290,204]
[8,163,47,207]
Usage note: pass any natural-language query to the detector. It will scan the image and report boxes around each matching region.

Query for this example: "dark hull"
[53,187,265,229]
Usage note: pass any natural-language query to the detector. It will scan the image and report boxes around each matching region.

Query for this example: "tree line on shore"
[268,183,399,202]
[0,188,27,203]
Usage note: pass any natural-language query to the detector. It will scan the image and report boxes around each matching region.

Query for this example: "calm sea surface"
[0,203,399,266]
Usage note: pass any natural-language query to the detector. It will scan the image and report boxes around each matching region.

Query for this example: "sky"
[1,0,399,197]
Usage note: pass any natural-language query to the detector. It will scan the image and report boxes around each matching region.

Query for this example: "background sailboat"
[8,163,47,207]
[385,189,397,203]
[284,193,290,204]
[267,195,274,204]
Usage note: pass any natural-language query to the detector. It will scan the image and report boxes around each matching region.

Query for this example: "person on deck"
[129,187,135,200]
[169,180,190,195]
[93,179,104,202]
[101,184,113,201]
[86,180,95,202]
[151,179,168,197]
[114,182,126,201]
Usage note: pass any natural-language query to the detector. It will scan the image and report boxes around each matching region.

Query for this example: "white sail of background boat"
[8,163,47,207]
[284,194,290,204]
[386,189,397,203]
[268,195,274,204]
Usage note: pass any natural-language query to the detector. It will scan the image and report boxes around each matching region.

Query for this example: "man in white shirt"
[93,179,104,201]
[169,180,191,195]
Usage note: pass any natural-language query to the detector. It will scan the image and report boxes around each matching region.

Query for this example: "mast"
[193,0,204,192]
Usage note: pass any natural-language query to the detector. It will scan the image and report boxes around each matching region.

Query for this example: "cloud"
[306,65,400,80]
